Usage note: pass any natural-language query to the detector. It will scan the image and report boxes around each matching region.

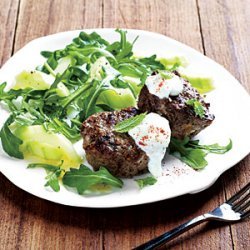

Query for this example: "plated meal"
[0,29,249,207]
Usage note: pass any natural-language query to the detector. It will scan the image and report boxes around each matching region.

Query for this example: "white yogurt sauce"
[145,72,184,99]
[128,113,171,177]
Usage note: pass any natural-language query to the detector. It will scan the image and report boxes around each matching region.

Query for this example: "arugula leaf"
[63,165,123,194]
[40,52,59,74]
[61,83,92,109]
[84,80,108,118]
[170,137,233,170]
[0,82,48,116]
[107,29,134,61]
[28,163,59,171]
[68,47,116,61]
[74,31,109,47]
[40,51,53,58]
[0,82,7,94]
[138,55,165,71]
[188,139,233,154]
[28,163,64,192]
[0,82,27,102]
[176,148,208,169]
[117,63,144,78]
[39,31,112,76]
[44,169,62,192]
[0,82,18,111]
[170,137,208,169]
[14,112,42,126]
[135,176,157,189]
[47,118,81,142]
[186,99,205,118]
[0,115,24,159]
[43,81,92,118]
[114,113,146,133]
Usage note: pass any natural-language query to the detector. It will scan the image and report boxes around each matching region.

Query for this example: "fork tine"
[242,209,250,219]
[233,192,250,210]
[235,200,250,213]
[226,182,250,204]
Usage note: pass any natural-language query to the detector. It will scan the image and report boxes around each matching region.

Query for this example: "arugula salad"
[0,29,232,195]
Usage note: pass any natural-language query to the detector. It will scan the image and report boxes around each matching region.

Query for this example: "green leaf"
[170,137,233,170]
[176,149,208,169]
[69,47,116,61]
[107,29,134,61]
[63,165,123,195]
[40,52,59,74]
[114,113,146,133]
[0,82,47,114]
[186,99,205,118]
[44,169,62,192]
[0,82,26,102]
[27,163,64,192]
[47,118,81,142]
[84,80,108,118]
[188,139,233,154]
[57,82,92,109]
[40,51,53,58]
[0,116,24,159]
[28,163,60,171]
[117,64,143,78]
[135,176,157,189]
[170,137,208,169]
[138,55,165,71]
[0,82,7,94]
[75,31,109,47]
[14,112,42,126]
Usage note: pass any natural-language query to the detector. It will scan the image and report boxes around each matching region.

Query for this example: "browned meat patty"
[81,107,149,178]
[138,72,215,139]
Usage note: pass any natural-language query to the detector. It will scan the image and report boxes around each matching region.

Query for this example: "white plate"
[0,29,250,208]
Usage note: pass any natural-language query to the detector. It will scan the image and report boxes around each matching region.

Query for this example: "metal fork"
[134,182,250,250]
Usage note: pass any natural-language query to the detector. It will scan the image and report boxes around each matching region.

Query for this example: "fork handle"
[134,214,212,250]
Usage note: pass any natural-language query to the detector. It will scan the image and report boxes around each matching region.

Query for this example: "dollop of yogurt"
[128,113,171,177]
[145,72,184,99]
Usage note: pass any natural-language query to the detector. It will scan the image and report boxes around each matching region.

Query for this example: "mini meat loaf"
[81,108,149,178]
[138,72,214,139]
